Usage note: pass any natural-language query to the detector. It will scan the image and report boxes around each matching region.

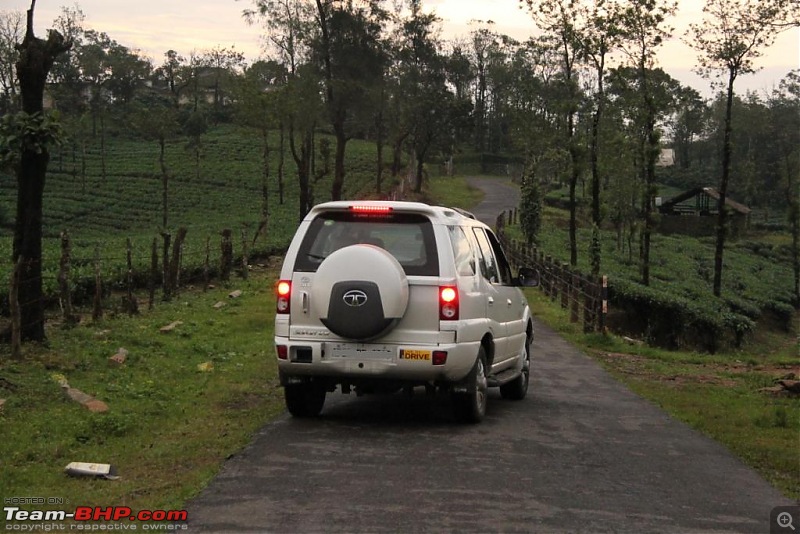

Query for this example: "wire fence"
[5,202,607,352]
[2,168,416,354]
[496,208,608,334]
[2,224,280,354]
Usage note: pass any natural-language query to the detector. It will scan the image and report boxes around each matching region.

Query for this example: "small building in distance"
[658,187,751,238]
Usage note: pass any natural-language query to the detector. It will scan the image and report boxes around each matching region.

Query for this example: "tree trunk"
[641,121,658,287]
[160,137,168,229]
[12,2,71,341]
[331,125,347,201]
[391,132,409,177]
[713,72,736,297]
[414,150,425,193]
[590,60,605,277]
[375,101,384,195]
[254,126,270,245]
[639,56,659,288]
[278,121,285,205]
[195,142,201,181]
[289,122,312,221]
[567,112,578,267]
[100,111,106,181]
[13,148,47,340]
[568,168,578,267]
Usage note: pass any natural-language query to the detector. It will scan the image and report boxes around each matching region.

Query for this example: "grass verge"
[423,173,486,209]
[0,266,285,512]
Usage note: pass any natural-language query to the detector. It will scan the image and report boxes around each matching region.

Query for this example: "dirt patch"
[658,374,738,388]
[597,352,741,388]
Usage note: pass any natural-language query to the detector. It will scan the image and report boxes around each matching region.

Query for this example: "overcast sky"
[10,0,800,98]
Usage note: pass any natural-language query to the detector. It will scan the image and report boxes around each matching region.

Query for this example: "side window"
[486,230,513,285]
[448,226,476,276]
[472,228,500,283]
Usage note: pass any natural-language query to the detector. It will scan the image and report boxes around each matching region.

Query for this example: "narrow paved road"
[464,176,521,226]
[186,178,792,532]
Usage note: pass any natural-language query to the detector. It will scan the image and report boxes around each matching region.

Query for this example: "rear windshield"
[294,211,439,276]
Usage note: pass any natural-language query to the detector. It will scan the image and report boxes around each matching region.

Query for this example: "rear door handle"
[488,297,494,306]
[507,299,513,307]
[302,292,309,314]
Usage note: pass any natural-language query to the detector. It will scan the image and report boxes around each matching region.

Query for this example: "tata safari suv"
[274,200,538,423]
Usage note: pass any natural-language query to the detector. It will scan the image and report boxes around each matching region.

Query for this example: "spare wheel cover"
[312,245,409,340]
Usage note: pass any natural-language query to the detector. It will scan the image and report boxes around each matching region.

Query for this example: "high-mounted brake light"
[439,286,459,321]
[349,205,393,214]
[276,280,291,314]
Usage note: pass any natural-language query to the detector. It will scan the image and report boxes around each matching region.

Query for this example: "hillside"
[0,124,384,300]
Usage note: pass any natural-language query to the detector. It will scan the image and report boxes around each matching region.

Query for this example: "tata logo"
[343,290,368,307]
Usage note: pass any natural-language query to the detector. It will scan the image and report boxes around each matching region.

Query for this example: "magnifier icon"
[778,512,796,531]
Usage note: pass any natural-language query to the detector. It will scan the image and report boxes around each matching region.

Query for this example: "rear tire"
[452,347,488,424]
[284,383,326,417]
[500,333,531,401]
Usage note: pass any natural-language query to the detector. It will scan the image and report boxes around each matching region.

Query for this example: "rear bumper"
[274,337,480,385]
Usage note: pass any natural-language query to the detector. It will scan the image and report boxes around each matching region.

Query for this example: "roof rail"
[450,207,476,220]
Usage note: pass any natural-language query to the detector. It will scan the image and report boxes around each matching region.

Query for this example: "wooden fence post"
[149,238,158,310]
[570,273,580,323]
[583,276,595,333]
[240,227,249,280]
[161,231,172,301]
[560,263,569,309]
[495,213,506,238]
[541,255,549,295]
[124,238,139,315]
[92,244,103,321]
[220,229,233,281]
[169,227,187,295]
[203,236,211,291]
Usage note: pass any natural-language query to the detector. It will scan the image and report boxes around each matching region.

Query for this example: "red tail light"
[276,280,291,314]
[276,345,288,360]
[439,286,459,321]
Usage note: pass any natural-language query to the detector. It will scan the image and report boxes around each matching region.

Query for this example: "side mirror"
[517,267,540,287]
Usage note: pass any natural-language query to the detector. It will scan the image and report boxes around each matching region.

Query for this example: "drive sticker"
[399,349,431,361]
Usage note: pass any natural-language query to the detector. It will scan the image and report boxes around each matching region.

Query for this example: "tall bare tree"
[688,0,800,297]
[769,71,800,307]
[521,0,585,267]
[578,0,622,277]
[617,0,677,286]
[9,0,71,341]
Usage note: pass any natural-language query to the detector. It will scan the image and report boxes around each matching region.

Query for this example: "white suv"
[274,200,538,423]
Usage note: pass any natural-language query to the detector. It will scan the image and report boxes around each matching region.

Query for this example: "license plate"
[329,344,394,361]
[399,349,431,361]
